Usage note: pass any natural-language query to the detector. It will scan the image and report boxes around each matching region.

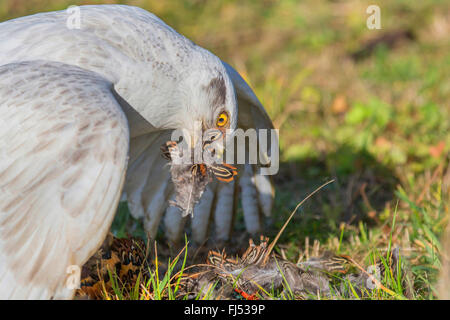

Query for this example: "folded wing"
[0,61,129,299]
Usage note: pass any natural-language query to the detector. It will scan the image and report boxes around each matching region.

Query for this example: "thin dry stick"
[280,248,287,260]
[167,241,190,284]
[140,283,153,300]
[344,255,398,297]
[263,179,335,264]
[172,263,228,281]
[305,237,310,260]
[359,182,375,213]
[416,161,444,204]
[192,237,210,263]
[313,239,320,257]
[296,251,305,265]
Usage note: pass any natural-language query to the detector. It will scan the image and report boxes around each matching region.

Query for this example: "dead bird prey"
[74,233,406,300]
[161,131,237,217]
[179,236,404,300]
[76,234,150,299]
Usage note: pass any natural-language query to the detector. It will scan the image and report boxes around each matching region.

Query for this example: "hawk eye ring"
[216,111,228,127]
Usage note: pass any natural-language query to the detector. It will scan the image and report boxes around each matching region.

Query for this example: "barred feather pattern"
[180,237,403,299]
[76,234,149,299]
[76,234,404,300]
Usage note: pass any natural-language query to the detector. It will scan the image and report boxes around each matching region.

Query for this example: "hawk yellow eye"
[216,112,228,127]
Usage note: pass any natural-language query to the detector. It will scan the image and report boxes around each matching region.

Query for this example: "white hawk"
[0,5,274,299]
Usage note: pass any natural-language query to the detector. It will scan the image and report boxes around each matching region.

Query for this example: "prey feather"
[163,141,211,217]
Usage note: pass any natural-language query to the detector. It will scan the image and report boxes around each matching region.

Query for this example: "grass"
[2,0,449,299]
[89,173,447,300]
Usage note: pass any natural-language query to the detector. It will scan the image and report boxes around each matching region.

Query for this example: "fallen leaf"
[375,136,392,148]
[331,94,348,114]
[429,141,445,158]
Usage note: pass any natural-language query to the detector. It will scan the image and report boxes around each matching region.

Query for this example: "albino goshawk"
[0,5,274,299]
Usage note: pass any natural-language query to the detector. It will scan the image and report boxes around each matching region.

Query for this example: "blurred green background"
[1,0,449,299]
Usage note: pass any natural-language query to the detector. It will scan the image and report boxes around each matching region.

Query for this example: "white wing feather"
[0,61,129,299]
[0,5,275,256]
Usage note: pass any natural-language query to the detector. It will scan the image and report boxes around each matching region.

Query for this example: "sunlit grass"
[2,0,448,300]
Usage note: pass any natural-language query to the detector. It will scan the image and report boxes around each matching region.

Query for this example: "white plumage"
[0,5,274,299]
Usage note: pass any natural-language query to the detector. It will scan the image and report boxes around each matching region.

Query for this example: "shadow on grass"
[266,144,399,244]
[111,143,400,259]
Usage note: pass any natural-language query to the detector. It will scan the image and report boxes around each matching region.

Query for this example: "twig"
[263,179,335,264]
[416,162,444,204]
[344,255,400,298]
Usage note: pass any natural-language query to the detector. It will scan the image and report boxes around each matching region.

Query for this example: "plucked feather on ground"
[76,234,150,299]
[179,236,403,299]
[76,234,405,300]
[75,179,407,300]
